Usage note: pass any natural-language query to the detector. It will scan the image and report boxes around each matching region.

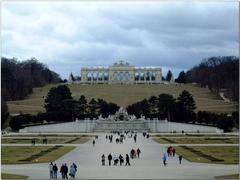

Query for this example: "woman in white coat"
[69,163,77,179]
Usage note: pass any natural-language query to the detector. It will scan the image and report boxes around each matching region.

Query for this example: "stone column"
[102,72,104,82]
[81,68,88,82]
[96,71,99,83]
[91,73,93,83]
[155,68,162,81]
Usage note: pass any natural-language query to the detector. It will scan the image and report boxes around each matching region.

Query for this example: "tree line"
[175,56,239,101]
[126,90,238,132]
[9,85,119,130]
[1,57,62,101]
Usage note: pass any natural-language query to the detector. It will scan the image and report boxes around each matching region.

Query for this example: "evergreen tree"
[140,99,150,117]
[97,99,119,118]
[177,90,196,122]
[166,70,173,82]
[44,85,73,112]
[158,94,175,120]
[77,95,88,119]
[88,98,98,118]
[148,96,158,118]
[177,90,196,112]
[61,99,78,121]
[175,71,186,83]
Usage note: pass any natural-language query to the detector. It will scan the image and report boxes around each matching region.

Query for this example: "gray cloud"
[2,2,238,79]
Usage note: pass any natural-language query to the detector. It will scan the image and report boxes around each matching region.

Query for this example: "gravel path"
[2,133,238,179]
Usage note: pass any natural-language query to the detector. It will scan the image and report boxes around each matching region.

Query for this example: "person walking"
[64,163,68,179]
[92,140,95,147]
[108,153,112,166]
[113,154,118,166]
[162,153,167,166]
[137,148,141,158]
[125,154,130,166]
[130,149,135,159]
[169,146,173,157]
[69,163,77,179]
[119,154,124,166]
[167,147,170,157]
[173,148,176,157]
[49,162,54,179]
[101,154,105,166]
[134,134,137,143]
[52,164,58,179]
[60,164,65,179]
[179,155,183,164]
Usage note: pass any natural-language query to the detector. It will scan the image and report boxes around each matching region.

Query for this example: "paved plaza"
[2,133,239,179]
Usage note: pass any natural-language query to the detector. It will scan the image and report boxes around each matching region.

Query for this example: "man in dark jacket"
[125,154,130,166]
[108,153,112,166]
[137,148,141,158]
[52,164,58,179]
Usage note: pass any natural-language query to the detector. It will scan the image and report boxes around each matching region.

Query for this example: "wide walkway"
[2,133,239,179]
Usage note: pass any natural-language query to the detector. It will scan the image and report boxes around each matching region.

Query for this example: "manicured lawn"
[215,174,239,179]
[153,137,239,144]
[2,135,91,144]
[174,146,239,164]
[1,173,28,179]
[7,84,238,114]
[152,134,238,137]
[1,146,75,164]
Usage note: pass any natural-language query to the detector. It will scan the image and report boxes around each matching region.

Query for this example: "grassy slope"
[1,173,28,179]
[7,83,239,114]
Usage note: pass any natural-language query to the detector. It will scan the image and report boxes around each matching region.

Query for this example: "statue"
[98,115,105,121]
[106,107,131,121]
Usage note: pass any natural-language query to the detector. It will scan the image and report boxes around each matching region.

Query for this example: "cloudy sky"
[2,1,239,79]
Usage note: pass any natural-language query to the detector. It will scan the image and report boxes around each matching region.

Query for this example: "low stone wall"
[147,120,223,133]
[19,119,223,133]
[19,120,97,133]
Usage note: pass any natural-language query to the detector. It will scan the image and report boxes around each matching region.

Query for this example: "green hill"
[7,83,238,114]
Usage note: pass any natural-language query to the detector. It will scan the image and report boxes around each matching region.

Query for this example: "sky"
[1,1,239,79]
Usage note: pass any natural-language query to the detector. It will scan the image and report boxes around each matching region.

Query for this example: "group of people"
[101,153,131,166]
[142,132,150,138]
[31,138,48,145]
[130,148,141,158]
[49,162,77,179]
[106,135,114,143]
[106,133,128,144]
[162,146,183,166]
[167,146,176,157]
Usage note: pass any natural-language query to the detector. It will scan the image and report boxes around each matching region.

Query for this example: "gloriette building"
[70,60,162,84]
